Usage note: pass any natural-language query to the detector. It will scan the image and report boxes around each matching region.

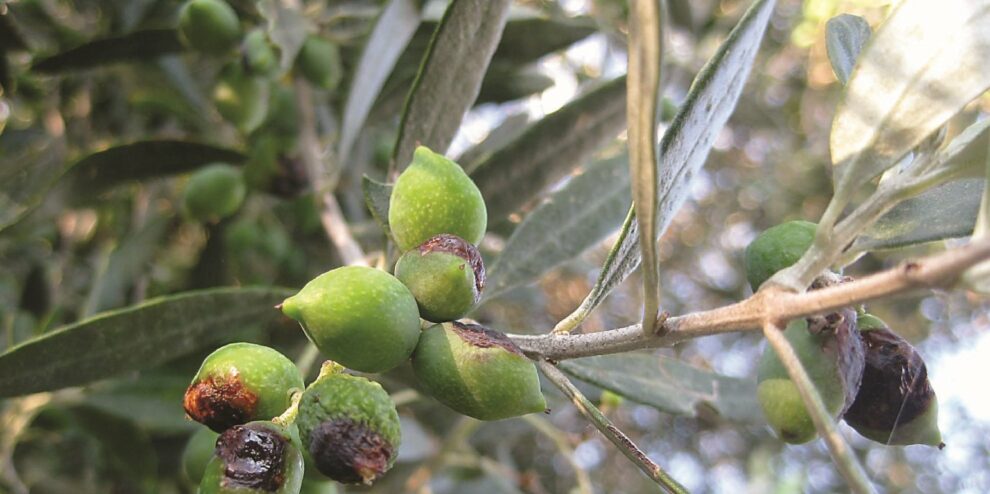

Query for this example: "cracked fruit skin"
[412,322,546,420]
[199,421,304,494]
[389,146,487,252]
[178,0,240,56]
[296,371,401,485]
[295,36,341,91]
[280,266,420,373]
[395,234,485,322]
[744,220,817,291]
[182,163,247,223]
[181,427,220,485]
[184,342,304,433]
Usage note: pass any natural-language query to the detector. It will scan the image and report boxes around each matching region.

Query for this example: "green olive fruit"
[744,220,817,291]
[199,421,304,493]
[241,29,279,77]
[756,309,864,444]
[296,369,401,485]
[294,36,341,91]
[184,342,304,432]
[182,163,247,223]
[181,427,219,485]
[280,266,420,373]
[389,146,488,252]
[843,314,944,448]
[299,479,338,494]
[395,234,485,322]
[213,64,270,134]
[178,0,240,56]
[261,84,300,138]
[412,321,546,420]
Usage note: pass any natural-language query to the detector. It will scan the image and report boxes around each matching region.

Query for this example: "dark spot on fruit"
[183,372,259,432]
[308,418,394,485]
[450,321,525,357]
[418,234,485,296]
[216,424,288,491]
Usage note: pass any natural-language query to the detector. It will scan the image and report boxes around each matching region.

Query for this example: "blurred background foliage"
[0,0,988,492]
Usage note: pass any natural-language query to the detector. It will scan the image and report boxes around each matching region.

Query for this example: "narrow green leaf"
[484,154,631,301]
[830,0,990,192]
[362,175,393,235]
[31,29,183,73]
[559,354,762,424]
[392,0,512,171]
[571,0,776,325]
[470,76,627,223]
[83,375,199,434]
[492,15,597,64]
[81,215,170,316]
[477,65,555,104]
[339,0,421,164]
[627,0,664,333]
[825,14,871,85]
[0,129,68,233]
[258,0,311,72]
[0,287,292,398]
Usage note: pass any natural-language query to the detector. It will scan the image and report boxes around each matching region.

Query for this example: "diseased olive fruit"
[412,321,546,420]
[842,314,944,448]
[756,309,864,444]
[294,36,341,91]
[213,64,270,134]
[744,220,817,291]
[184,342,304,433]
[394,234,485,322]
[280,266,420,373]
[182,163,247,223]
[296,369,401,485]
[199,421,304,493]
[178,0,240,56]
[181,427,220,485]
[389,146,488,252]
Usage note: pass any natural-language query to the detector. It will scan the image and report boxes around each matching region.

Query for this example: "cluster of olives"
[746,221,943,448]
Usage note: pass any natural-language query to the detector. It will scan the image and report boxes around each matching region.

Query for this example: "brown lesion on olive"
[216,423,288,491]
[418,234,486,298]
[308,418,394,485]
[450,321,526,357]
[183,372,259,432]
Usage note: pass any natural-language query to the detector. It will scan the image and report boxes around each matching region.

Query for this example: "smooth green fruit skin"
[412,323,546,420]
[281,266,420,373]
[756,319,846,444]
[182,164,247,222]
[395,249,477,322]
[299,479,338,494]
[182,427,220,486]
[242,29,278,77]
[295,36,341,90]
[744,220,817,291]
[214,67,270,133]
[199,421,304,494]
[388,146,488,252]
[178,0,240,56]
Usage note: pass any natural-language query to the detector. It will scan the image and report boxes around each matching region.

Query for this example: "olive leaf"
[0,129,68,233]
[392,0,512,171]
[825,14,871,85]
[81,215,170,316]
[258,0,311,72]
[31,29,183,73]
[491,15,597,64]
[0,287,293,398]
[362,175,393,235]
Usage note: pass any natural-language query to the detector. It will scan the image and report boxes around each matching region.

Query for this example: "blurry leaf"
[83,375,197,434]
[67,140,246,193]
[392,0,512,170]
[258,0,311,72]
[573,0,776,323]
[0,287,292,398]
[31,29,183,73]
[0,9,29,51]
[484,155,631,301]
[470,76,626,222]
[932,117,990,178]
[492,15,596,64]
[830,0,990,191]
[156,56,210,117]
[476,66,554,104]
[459,112,530,171]
[627,0,664,332]
[0,129,68,233]
[559,353,762,423]
[854,178,983,251]
[825,14,871,85]
[69,405,158,492]
[362,175,393,235]
[339,0,421,164]
[82,216,170,316]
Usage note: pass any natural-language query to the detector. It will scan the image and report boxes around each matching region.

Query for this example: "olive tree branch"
[537,360,689,494]
[761,320,875,494]
[512,237,990,360]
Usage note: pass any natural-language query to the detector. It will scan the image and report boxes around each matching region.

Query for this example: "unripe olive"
[213,64,270,134]
[280,266,420,373]
[296,369,401,485]
[412,321,546,420]
[389,146,488,252]
[394,234,485,322]
[184,342,304,433]
[299,479,338,494]
[843,314,944,448]
[241,29,279,77]
[199,421,304,493]
[181,427,220,485]
[744,220,817,291]
[178,0,240,56]
[182,163,247,223]
[294,36,341,91]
